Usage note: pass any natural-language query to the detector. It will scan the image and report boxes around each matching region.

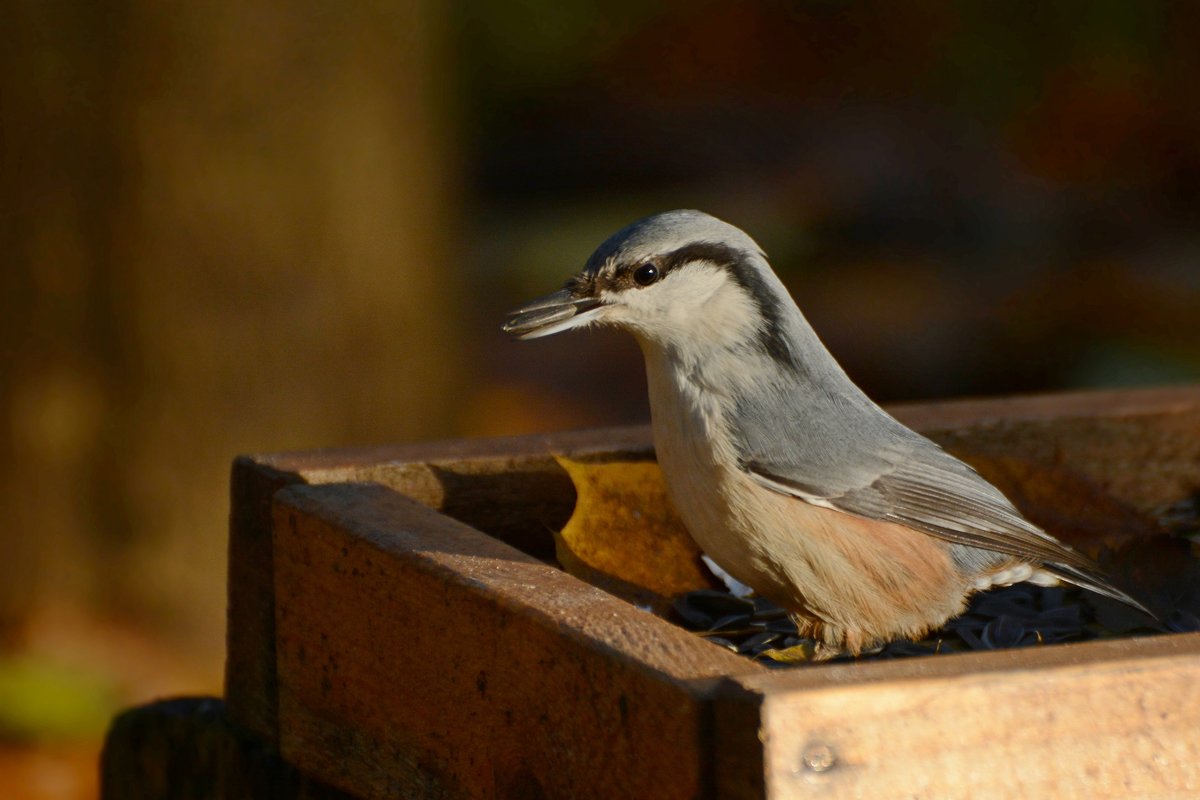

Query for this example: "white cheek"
[616,265,760,351]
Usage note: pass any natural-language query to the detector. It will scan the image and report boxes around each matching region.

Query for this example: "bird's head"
[503,210,797,362]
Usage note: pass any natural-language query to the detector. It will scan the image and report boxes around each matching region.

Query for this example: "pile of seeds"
[671,583,1199,665]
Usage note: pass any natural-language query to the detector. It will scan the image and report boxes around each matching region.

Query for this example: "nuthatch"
[503,209,1150,658]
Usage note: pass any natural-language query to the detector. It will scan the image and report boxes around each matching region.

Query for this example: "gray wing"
[731,384,1147,610]
[744,436,1101,575]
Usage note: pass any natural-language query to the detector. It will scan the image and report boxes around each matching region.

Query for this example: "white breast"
[640,343,807,603]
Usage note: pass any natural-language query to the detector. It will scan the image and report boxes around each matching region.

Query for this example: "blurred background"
[3,1,1200,795]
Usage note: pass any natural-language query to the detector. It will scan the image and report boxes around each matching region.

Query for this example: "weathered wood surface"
[223,385,1200,798]
[224,425,656,749]
[100,696,351,800]
[716,632,1200,799]
[271,482,757,799]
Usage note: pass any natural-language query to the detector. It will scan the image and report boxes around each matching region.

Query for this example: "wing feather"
[730,384,1151,614]
[747,452,1099,574]
[744,436,1152,614]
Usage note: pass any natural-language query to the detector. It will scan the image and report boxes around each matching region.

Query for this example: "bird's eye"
[633,263,659,287]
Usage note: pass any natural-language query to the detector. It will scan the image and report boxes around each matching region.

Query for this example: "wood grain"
[223,426,653,743]
[271,482,758,800]
[717,633,1200,799]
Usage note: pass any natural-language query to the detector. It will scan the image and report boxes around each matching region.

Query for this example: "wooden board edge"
[728,629,1200,696]
[711,679,770,800]
[251,424,654,479]
[224,455,307,746]
[271,480,760,686]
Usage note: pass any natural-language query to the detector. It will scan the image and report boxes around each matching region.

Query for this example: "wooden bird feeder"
[102,386,1200,798]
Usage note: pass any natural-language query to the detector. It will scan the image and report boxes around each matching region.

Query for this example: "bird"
[502,209,1151,659]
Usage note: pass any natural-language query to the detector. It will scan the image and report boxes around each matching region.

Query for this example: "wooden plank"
[100,696,353,800]
[271,482,760,800]
[716,633,1200,799]
[224,426,653,745]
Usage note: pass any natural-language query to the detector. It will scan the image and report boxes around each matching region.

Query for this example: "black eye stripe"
[657,242,742,273]
[616,243,744,288]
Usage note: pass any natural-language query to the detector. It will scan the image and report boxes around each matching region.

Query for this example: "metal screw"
[801,743,836,774]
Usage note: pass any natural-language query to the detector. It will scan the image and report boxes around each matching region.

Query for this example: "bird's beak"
[502,288,603,339]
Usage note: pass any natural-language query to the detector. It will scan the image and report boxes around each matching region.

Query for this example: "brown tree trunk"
[0,0,461,660]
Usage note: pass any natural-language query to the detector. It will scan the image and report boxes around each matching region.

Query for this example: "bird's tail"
[1045,562,1158,621]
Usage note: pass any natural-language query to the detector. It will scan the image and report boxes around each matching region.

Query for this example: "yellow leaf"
[757,642,816,663]
[554,455,720,611]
